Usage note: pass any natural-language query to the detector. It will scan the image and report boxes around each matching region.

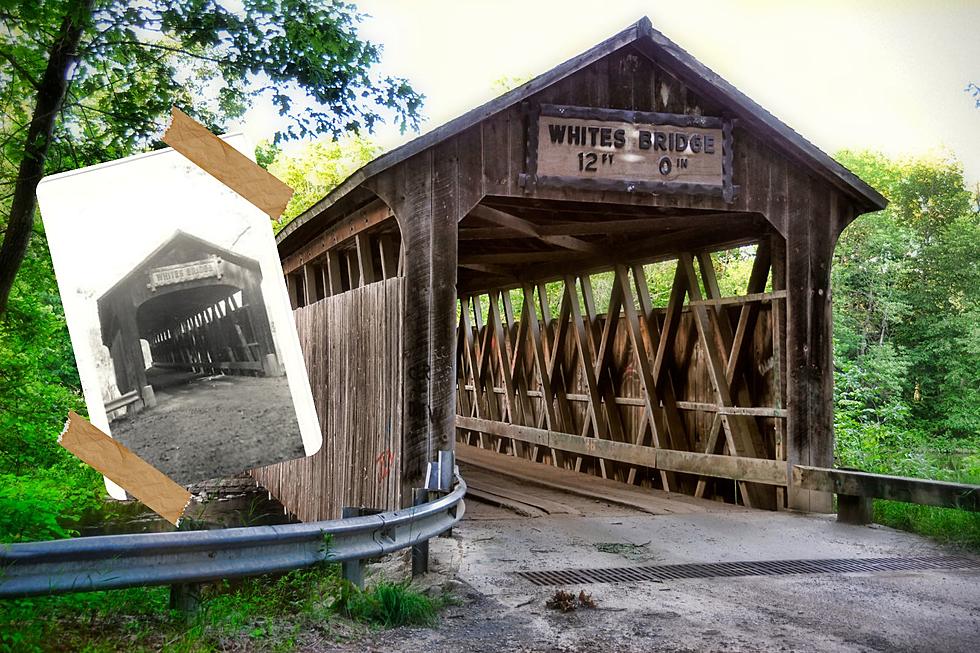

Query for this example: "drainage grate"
[514,556,980,586]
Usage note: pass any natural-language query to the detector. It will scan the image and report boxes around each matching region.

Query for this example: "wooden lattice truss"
[456,239,787,508]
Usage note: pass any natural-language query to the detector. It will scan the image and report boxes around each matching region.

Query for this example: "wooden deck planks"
[457,443,742,516]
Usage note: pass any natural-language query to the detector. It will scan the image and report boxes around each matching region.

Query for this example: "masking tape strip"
[60,412,192,525]
[163,107,294,219]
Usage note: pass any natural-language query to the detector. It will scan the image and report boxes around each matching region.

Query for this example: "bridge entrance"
[260,18,886,521]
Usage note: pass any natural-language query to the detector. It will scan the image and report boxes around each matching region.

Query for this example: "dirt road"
[110,374,306,484]
[313,465,979,652]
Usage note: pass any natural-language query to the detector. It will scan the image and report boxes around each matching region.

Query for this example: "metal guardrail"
[0,474,465,599]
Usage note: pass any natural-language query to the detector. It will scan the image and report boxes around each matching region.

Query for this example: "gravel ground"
[109,373,305,484]
[299,490,980,652]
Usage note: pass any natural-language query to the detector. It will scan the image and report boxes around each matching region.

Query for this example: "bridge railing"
[455,416,980,521]
[793,466,978,523]
[0,474,466,600]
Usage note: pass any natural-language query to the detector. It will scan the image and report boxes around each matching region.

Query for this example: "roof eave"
[277,16,887,254]
[276,18,651,250]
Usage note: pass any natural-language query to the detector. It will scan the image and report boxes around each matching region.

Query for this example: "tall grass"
[835,422,980,550]
[339,580,440,627]
[0,565,444,652]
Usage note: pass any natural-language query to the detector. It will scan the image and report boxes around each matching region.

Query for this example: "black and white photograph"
[37,134,321,489]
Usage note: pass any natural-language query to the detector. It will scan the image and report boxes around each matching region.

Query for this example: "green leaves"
[266,132,380,229]
[833,150,980,440]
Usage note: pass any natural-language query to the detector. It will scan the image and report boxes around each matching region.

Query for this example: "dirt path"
[110,374,305,484]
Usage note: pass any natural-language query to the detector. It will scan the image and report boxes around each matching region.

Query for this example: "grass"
[339,579,443,628]
[0,564,447,652]
[836,426,980,551]
[873,501,980,551]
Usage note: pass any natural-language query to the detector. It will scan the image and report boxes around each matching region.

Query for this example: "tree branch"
[87,40,224,64]
[0,50,41,91]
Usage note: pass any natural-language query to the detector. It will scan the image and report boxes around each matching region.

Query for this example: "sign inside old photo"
[37,134,321,495]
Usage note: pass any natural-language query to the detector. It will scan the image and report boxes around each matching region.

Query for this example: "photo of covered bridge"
[96,230,304,484]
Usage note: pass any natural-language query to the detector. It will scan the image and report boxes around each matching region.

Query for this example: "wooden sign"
[147,256,222,290]
[525,104,735,201]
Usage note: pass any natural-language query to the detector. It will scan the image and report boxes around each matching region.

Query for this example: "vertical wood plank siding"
[251,277,403,521]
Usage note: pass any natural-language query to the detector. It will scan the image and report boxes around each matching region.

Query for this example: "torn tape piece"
[163,107,294,220]
[60,411,192,525]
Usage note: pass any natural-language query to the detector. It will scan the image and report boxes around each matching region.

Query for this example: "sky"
[242,0,980,187]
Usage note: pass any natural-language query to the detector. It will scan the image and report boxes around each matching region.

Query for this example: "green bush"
[339,579,439,627]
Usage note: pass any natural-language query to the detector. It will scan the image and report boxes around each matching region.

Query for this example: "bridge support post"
[365,144,479,507]
[783,189,842,514]
[837,493,873,524]
[140,384,156,409]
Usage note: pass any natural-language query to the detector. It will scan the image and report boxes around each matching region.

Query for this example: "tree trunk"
[0,0,94,317]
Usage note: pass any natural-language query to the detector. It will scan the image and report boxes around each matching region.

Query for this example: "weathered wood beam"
[504,224,760,291]
[355,233,377,285]
[679,252,773,509]
[793,466,980,512]
[521,284,562,465]
[459,251,572,265]
[487,290,525,456]
[470,204,602,253]
[456,417,787,487]
[378,234,400,280]
[281,200,393,275]
[694,243,774,498]
[457,214,739,241]
[463,386,787,416]
[687,290,785,306]
[324,250,343,295]
[581,274,628,480]
[458,262,515,277]
[617,265,689,453]
[302,264,317,305]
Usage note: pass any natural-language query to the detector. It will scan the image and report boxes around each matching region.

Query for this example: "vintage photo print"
[37,134,321,493]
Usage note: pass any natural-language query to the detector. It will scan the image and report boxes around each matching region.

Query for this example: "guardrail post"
[340,507,365,589]
[169,582,201,616]
[437,450,455,538]
[411,488,429,578]
[837,494,873,525]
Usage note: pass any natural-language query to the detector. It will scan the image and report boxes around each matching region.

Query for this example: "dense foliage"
[0,0,419,542]
[0,225,103,542]
[0,0,423,314]
[832,152,979,456]
[831,152,980,546]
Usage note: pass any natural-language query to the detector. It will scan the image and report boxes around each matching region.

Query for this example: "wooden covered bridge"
[253,18,892,520]
[99,230,282,417]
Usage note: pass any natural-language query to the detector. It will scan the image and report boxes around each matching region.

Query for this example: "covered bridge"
[252,18,886,521]
[98,230,280,416]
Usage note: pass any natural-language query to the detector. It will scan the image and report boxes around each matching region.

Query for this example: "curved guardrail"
[0,475,465,598]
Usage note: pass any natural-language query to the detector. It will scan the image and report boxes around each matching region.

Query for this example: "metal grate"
[514,556,980,586]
